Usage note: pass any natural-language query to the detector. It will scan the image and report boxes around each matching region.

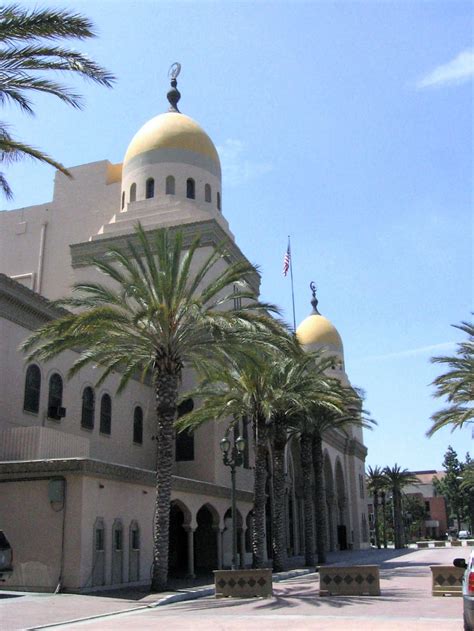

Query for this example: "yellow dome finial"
[310,281,320,315]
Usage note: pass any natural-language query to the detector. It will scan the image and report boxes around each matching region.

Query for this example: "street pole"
[220,433,246,572]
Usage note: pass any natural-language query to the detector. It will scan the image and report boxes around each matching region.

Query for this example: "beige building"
[0,75,369,592]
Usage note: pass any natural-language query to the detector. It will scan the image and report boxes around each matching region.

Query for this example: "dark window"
[121,191,125,209]
[133,406,143,444]
[81,386,95,430]
[145,178,155,199]
[47,373,63,420]
[205,183,211,203]
[186,178,195,200]
[114,528,123,551]
[100,394,112,435]
[95,528,104,551]
[130,183,136,203]
[131,527,140,550]
[217,191,221,211]
[233,284,242,310]
[165,175,175,195]
[23,364,41,413]
[176,399,194,461]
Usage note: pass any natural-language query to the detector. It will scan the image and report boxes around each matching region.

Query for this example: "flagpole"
[288,235,296,332]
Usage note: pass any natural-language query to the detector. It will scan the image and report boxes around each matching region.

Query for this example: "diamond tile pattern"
[319,566,381,596]
[214,570,273,598]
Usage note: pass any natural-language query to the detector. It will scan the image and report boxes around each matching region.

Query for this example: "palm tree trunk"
[150,373,179,592]
[252,412,268,568]
[300,432,314,566]
[373,491,381,548]
[381,491,387,548]
[272,417,287,572]
[311,433,327,564]
[393,490,404,549]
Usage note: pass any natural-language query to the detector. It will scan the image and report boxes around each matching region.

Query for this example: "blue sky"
[1,1,472,470]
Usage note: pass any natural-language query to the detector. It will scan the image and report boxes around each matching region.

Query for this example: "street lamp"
[220,434,246,570]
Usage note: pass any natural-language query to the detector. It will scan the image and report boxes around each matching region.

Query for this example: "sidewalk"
[0,546,468,630]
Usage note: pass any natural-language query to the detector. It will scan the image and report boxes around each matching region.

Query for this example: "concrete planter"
[214,568,273,598]
[467,540,474,546]
[450,540,462,547]
[433,541,445,548]
[416,541,429,549]
[319,565,380,596]
[431,565,464,596]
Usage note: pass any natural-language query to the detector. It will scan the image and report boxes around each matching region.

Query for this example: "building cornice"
[70,219,260,293]
[0,457,254,502]
[0,273,66,331]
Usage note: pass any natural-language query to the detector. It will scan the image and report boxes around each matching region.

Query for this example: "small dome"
[296,313,343,353]
[123,112,221,178]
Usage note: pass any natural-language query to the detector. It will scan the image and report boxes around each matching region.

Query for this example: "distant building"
[405,470,448,539]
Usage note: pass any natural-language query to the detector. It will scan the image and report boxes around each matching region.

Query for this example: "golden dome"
[296,314,343,351]
[123,112,220,172]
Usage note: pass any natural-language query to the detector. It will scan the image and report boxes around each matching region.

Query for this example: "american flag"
[283,242,291,276]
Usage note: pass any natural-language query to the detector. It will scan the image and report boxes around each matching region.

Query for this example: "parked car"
[454,550,474,631]
[0,530,13,581]
[459,531,472,540]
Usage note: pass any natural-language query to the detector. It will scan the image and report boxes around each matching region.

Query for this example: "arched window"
[23,364,41,413]
[100,393,112,435]
[186,178,195,200]
[130,183,136,203]
[145,178,155,199]
[217,191,221,211]
[165,175,175,195]
[48,373,63,420]
[133,406,143,444]
[121,191,125,210]
[81,386,95,430]
[176,399,194,461]
[205,183,211,203]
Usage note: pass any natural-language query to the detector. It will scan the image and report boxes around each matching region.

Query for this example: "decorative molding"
[0,457,254,502]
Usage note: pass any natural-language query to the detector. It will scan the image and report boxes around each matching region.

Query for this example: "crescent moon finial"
[167,63,181,112]
[309,281,320,314]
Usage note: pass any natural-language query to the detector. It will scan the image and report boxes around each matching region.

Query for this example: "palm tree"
[366,466,386,548]
[383,465,419,548]
[0,4,115,197]
[427,319,473,436]
[22,224,278,591]
[176,348,288,570]
[310,398,373,564]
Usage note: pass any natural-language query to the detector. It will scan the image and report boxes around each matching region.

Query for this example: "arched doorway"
[168,501,190,577]
[195,505,218,573]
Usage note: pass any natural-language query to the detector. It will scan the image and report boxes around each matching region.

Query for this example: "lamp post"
[220,434,246,570]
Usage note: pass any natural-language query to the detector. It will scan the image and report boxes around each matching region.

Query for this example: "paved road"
[0,546,469,630]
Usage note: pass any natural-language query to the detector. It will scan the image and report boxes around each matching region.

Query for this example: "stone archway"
[324,453,336,552]
[195,504,219,573]
[168,500,191,577]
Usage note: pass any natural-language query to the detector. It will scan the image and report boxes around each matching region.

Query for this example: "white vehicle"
[459,531,472,540]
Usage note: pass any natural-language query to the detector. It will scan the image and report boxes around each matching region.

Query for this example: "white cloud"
[417,48,474,89]
[356,342,457,363]
[216,139,273,187]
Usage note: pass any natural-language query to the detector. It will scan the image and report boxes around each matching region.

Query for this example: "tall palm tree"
[22,224,278,591]
[176,348,288,570]
[0,4,115,197]
[383,465,419,548]
[427,319,473,436]
[366,465,386,548]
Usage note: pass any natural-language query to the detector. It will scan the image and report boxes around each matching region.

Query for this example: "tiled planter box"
[417,541,429,549]
[467,540,474,546]
[214,568,273,598]
[433,541,446,548]
[431,565,464,596]
[319,565,380,596]
[450,540,462,547]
